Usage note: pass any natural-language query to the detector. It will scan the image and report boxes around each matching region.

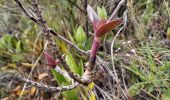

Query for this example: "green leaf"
[89,91,96,100]
[125,61,147,81]
[51,69,66,85]
[142,0,153,24]
[159,61,170,72]
[77,59,84,76]
[162,90,170,100]
[77,43,83,49]
[16,41,21,53]
[97,6,107,20]
[84,37,92,51]
[65,53,78,74]
[62,89,78,100]
[146,44,156,71]
[68,32,75,43]
[128,82,145,96]
[75,26,86,44]
[0,34,12,50]
[0,37,5,49]
[88,82,95,90]
[11,54,23,62]
[167,27,170,39]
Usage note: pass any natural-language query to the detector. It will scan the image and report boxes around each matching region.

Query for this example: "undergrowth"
[0,0,170,99]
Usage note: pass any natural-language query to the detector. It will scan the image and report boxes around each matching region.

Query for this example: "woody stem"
[88,36,101,67]
[82,36,101,85]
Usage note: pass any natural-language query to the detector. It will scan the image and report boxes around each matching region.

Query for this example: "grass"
[0,0,170,99]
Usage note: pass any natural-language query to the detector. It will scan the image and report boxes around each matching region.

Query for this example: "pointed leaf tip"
[87,5,100,28]
[96,18,123,37]
[43,52,59,68]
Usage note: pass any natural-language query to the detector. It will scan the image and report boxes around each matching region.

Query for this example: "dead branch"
[67,0,86,14]
[107,0,126,22]
[15,0,88,56]
[14,0,126,88]
[15,0,85,84]
[110,10,128,99]
[16,76,79,92]
[49,29,89,55]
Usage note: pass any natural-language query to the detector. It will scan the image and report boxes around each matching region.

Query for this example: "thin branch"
[16,76,79,92]
[67,0,86,14]
[110,10,128,99]
[19,41,48,99]
[82,0,89,36]
[107,0,126,22]
[15,0,38,23]
[49,29,89,55]
[15,0,89,56]
[14,0,127,87]
[31,0,87,85]
[54,66,72,81]
[30,0,70,72]
[15,0,85,85]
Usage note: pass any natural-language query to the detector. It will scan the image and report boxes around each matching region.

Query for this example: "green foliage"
[142,0,154,24]
[65,54,78,74]
[74,26,87,49]
[68,32,75,43]
[162,90,170,100]
[167,27,170,39]
[62,89,78,100]
[51,69,67,85]
[65,52,84,75]
[0,34,25,63]
[0,34,13,50]
[97,6,107,20]
[11,54,23,63]
[51,69,79,100]
[125,42,170,98]
[84,37,92,51]
[0,0,169,99]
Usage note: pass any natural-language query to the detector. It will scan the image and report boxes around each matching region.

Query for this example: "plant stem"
[82,36,101,85]
[90,37,101,59]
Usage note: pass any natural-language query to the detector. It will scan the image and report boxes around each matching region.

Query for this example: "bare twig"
[107,0,126,22]
[67,0,86,14]
[49,29,89,55]
[15,0,88,56]
[15,0,38,22]
[19,41,48,99]
[32,0,87,85]
[15,0,127,88]
[54,66,72,81]
[82,0,89,36]
[110,10,128,99]
[15,0,85,85]
[31,0,70,72]
[16,76,79,92]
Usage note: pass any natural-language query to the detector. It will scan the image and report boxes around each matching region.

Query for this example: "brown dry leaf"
[28,41,43,55]
[21,62,33,68]
[38,73,48,80]
[12,85,21,92]
[12,85,28,96]
[30,86,36,97]
[7,63,17,68]
[15,89,29,96]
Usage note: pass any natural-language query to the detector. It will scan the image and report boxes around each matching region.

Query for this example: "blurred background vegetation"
[0,0,170,99]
